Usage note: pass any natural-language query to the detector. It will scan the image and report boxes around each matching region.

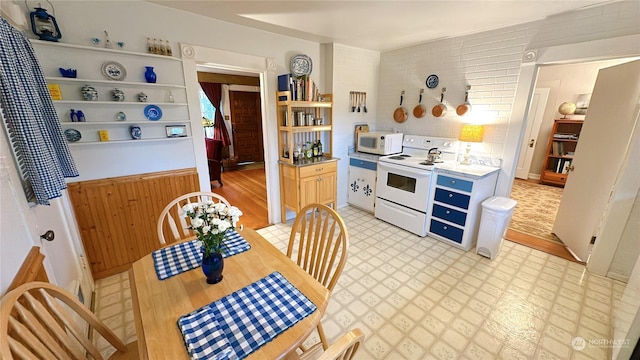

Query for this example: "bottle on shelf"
[317,140,323,156]
[146,37,154,54]
[159,39,167,56]
[153,38,160,54]
[165,40,173,56]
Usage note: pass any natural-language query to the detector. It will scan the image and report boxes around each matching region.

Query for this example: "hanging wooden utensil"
[363,92,368,113]
[393,91,408,123]
[432,87,447,117]
[350,92,356,112]
[456,85,472,116]
[413,89,426,118]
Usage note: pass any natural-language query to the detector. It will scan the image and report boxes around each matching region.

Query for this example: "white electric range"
[374,135,459,236]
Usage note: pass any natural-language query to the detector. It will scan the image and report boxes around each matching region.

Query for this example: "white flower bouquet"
[181,201,243,257]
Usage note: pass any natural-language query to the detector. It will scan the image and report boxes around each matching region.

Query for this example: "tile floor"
[94,206,629,359]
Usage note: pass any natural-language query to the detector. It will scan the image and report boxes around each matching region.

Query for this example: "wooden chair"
[286,328,364,360]
[0,281,137,360]
[287,203,349,351]
[157,191,231,245]
[205,138,224,187]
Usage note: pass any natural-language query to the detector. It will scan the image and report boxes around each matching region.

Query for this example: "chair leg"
[317,323,329,350]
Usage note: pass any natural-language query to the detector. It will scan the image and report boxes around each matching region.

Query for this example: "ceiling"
[148,0,612,52]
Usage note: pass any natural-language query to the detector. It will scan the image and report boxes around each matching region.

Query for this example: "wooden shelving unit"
[540,119,584,187]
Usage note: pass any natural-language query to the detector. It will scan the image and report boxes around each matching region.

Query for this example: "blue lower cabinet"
[434,188,470,209]
[429,219,463,244]
[432,204,467,226]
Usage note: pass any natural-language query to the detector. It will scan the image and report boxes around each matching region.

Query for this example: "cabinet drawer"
[429,219,463,244]
[432,204,467,226]
[542,171,567,183]
[299,162,337,178]
[434,188,471,209]
[437,175,473,192]
[349,158,377,171]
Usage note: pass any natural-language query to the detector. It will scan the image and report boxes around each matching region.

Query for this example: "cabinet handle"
[316,168,323,172]
[443,226,448,230]
[450,180,456,184]
[318,177,323,181]
[448,194,453,198]
[445,210,450,214]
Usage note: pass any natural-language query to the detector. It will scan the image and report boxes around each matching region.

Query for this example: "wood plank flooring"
[505,229,584,264]
[211,167,270,230]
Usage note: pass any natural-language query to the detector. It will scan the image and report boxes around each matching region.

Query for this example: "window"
[199,90,215,138]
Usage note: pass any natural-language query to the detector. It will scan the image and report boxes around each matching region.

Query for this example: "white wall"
[376,0,640,197]
[328,44,381,208]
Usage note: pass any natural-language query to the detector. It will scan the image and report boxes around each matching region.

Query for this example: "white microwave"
[357,132,403,155]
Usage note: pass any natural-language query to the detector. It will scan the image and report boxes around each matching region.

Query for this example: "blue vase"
[144,66,157,83]
[201,251,224,284]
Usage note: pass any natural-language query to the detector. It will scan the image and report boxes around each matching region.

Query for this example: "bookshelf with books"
[540,119,584,187]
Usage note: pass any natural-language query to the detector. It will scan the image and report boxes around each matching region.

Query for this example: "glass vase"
[144,66,157,83]
[201,251,224,284]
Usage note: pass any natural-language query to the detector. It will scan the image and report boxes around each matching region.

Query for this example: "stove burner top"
[419,161,434,166]
[388,156,407,160]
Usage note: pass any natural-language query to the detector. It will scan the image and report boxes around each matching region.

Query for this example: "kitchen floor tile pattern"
[94,206,625,359]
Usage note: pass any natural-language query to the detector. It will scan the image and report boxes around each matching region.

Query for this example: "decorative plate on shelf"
[116,111,127,121]
[144,104,162,121]
[64,128,81,142]
[290,54,312,77]
[426,74,439,89]
[101,61,127,81]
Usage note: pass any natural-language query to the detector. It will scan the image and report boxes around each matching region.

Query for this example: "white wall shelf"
[67,136,192,146]
[54,100,187,106]
[30,39,181,62]
[61,120,190,126]
[46,76,186,89]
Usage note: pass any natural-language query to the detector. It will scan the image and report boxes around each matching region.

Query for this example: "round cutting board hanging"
[393,91,408,123]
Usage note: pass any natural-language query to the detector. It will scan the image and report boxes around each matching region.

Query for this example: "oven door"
[375,162,432,212]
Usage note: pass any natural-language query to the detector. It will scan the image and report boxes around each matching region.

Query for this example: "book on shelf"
[562,160,572,174]
[552,141,559,156]
[278,73,319,101]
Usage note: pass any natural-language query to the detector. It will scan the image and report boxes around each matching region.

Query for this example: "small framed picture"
[165,125,187,138]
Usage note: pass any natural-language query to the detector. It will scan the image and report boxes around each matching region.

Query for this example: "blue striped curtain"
[0,17,78,205]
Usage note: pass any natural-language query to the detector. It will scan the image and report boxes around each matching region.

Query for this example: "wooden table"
[129,228,330,359]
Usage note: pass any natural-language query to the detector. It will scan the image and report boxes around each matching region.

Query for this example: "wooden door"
[515,88,549,179]
[317,173,337,207]
[229,91,264,163]
[553,60,640,261]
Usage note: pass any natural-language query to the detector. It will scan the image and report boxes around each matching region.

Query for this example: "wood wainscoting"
[67,168,199,280]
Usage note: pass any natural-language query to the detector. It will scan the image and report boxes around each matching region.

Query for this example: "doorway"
[508,57,637,261]
[196,68,269,228]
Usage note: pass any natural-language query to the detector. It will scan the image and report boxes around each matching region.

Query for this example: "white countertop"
[434,162,500,179]
[348,152,382,162]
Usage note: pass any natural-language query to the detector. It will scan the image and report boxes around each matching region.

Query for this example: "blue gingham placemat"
[177,272,317,360]
[153,230,251,280]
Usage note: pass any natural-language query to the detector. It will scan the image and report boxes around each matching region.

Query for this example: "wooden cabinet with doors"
[540,119,584,187]
[280,160,338,221]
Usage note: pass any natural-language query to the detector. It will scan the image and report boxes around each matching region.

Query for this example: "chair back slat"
[1,282,129,360]
[8,315,59,359]
[13,301,72,359]
[23,290,88,359]
[157,192,231,245]
[40,290,104,360]
[287,204,348,292]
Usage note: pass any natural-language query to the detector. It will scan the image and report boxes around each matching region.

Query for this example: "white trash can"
[476,196,517,260]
